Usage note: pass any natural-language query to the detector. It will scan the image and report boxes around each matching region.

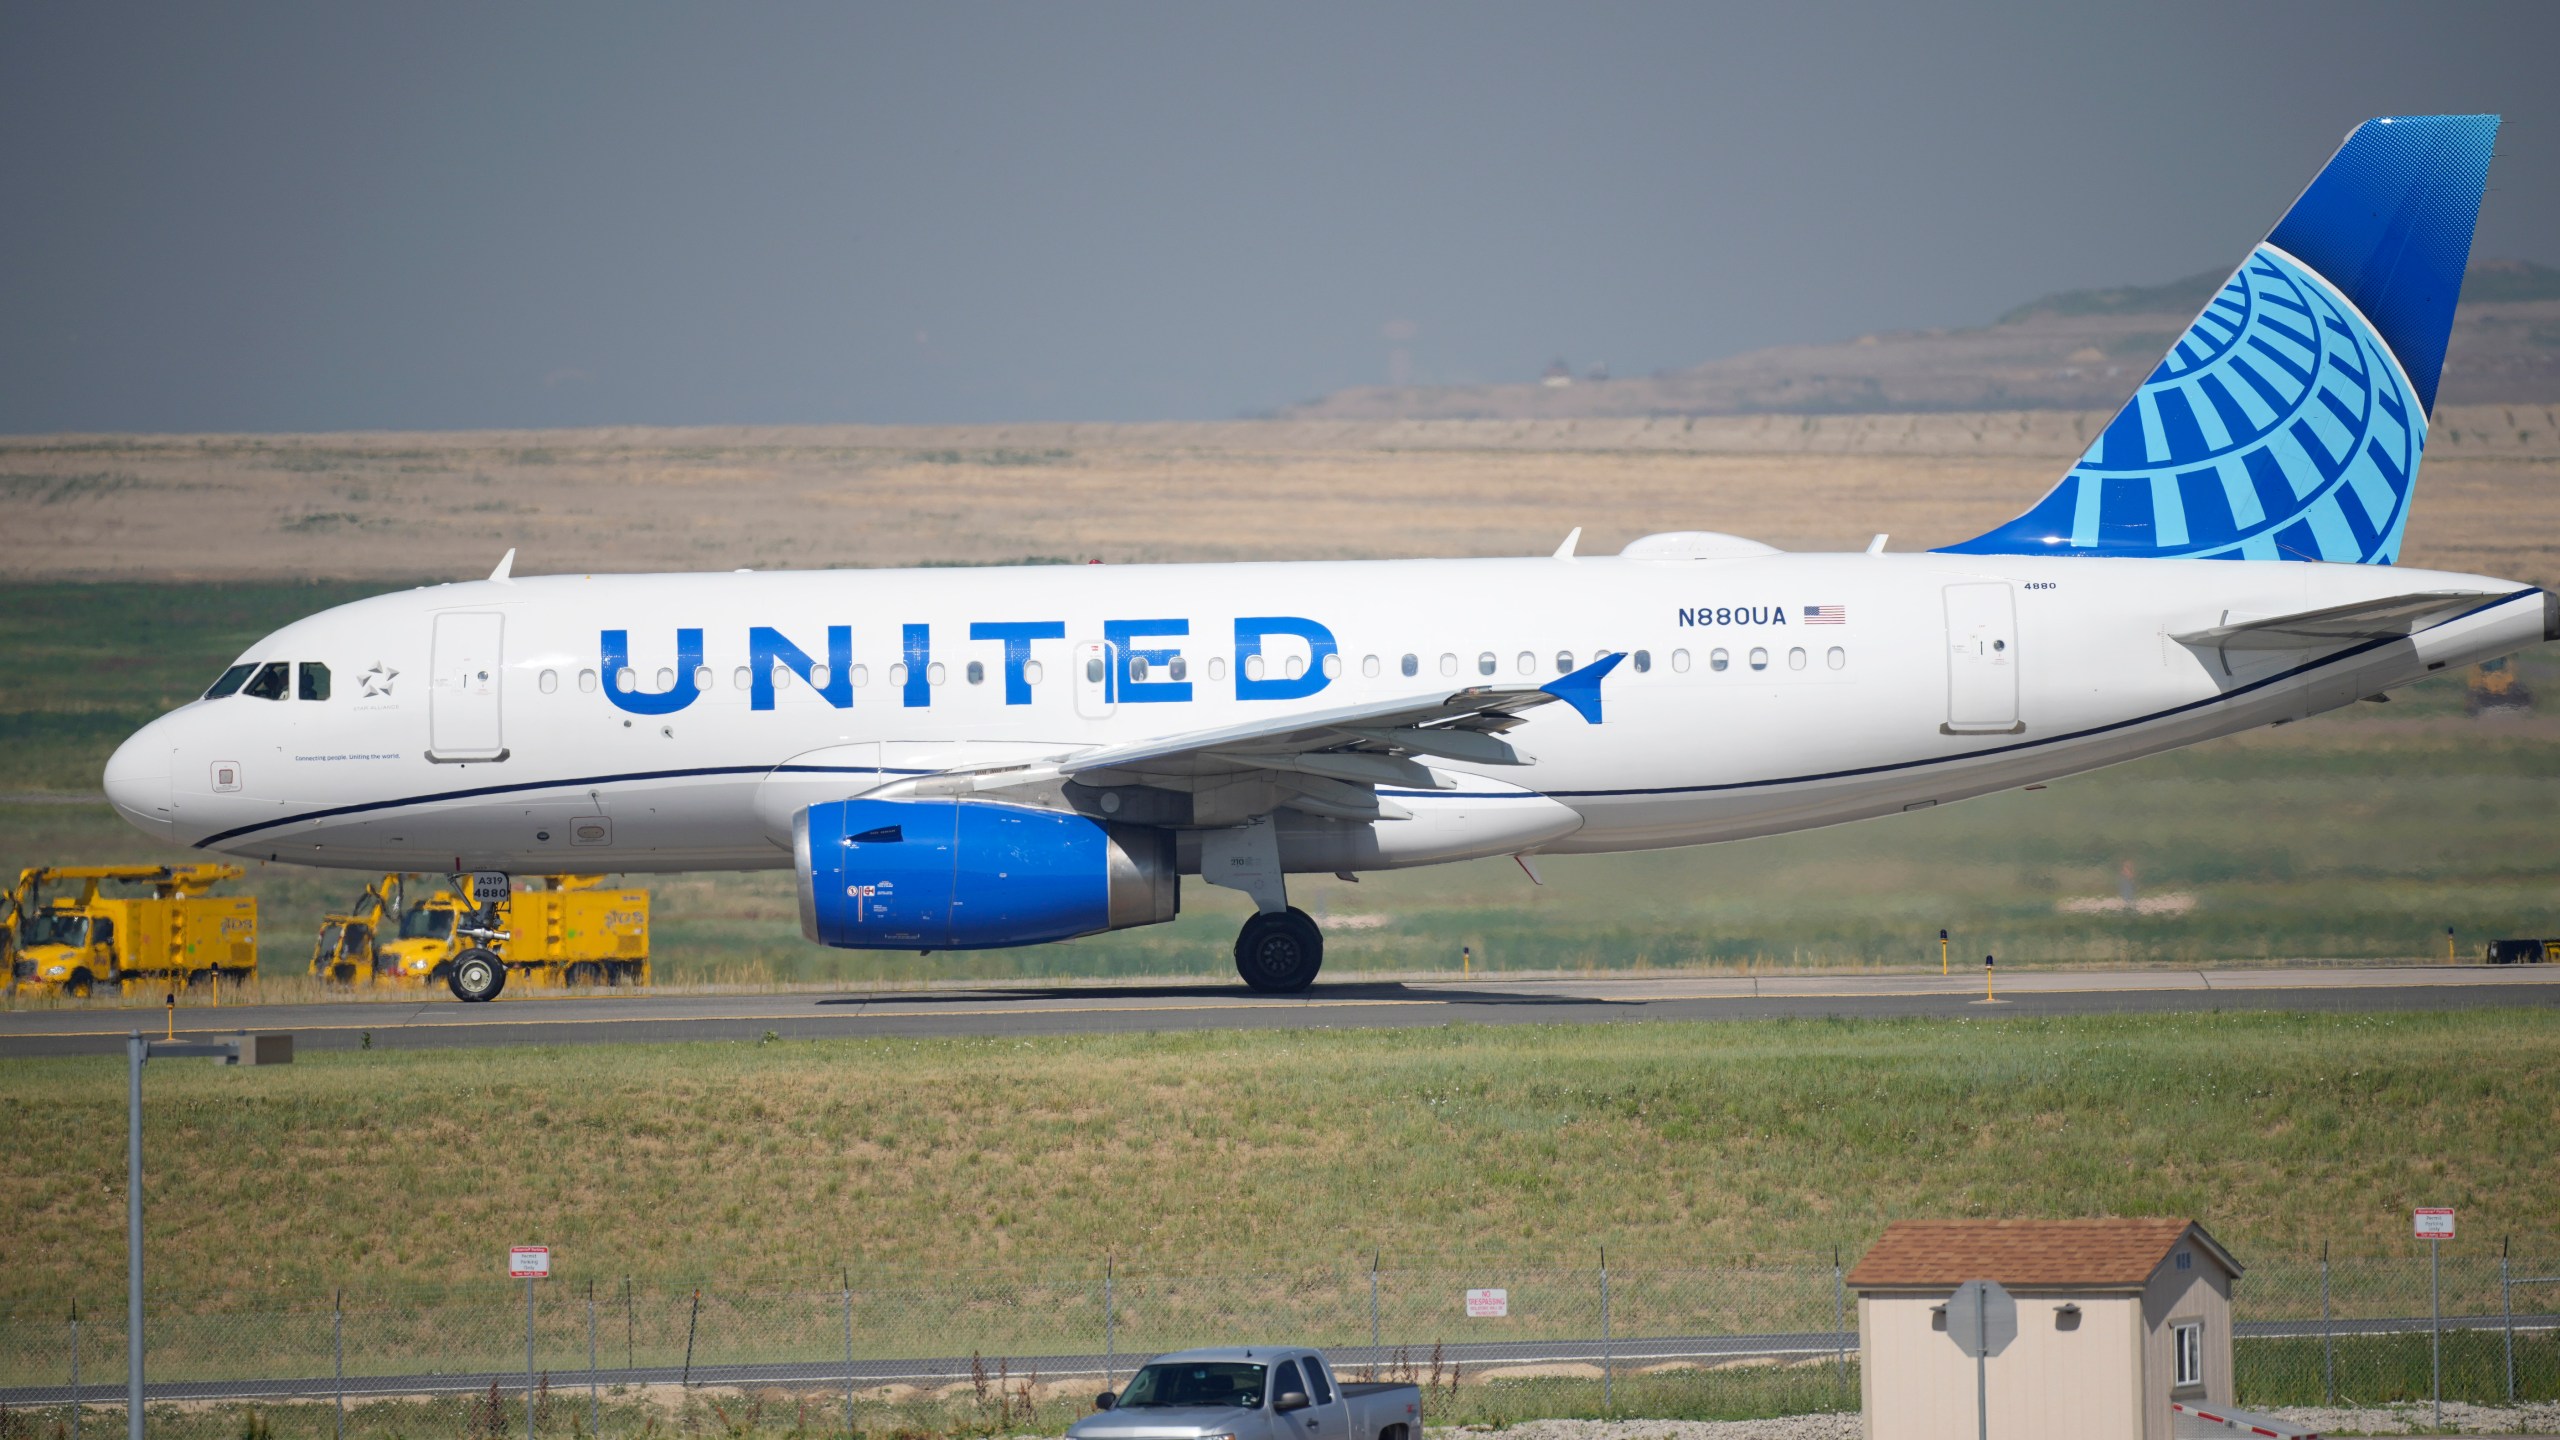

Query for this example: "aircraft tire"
[1234,908,1323,993]
[447,949,507,1003]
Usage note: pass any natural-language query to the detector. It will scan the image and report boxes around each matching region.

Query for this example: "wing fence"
[1,1249,2551,1438]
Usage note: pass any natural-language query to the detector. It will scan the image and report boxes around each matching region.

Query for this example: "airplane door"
[429,612,508,761]
[1073,640,1116,720]
[1943,583,2021,734]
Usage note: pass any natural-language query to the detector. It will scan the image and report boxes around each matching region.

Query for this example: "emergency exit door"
[1943,583,2021,734]
[1073,640,1116,720]
[429,612,507,761]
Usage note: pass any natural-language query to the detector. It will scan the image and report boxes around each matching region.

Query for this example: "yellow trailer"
[8,865,257,998]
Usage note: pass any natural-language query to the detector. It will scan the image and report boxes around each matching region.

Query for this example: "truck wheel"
[65,970,95,999]
[447,949,507,1003]
[1234,908,1323,993]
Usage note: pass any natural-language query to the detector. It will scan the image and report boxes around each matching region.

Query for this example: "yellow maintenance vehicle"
[314,874,649,1000]
[7,865,258,998]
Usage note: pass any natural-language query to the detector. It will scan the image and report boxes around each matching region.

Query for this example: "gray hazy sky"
[5,2,2556,434]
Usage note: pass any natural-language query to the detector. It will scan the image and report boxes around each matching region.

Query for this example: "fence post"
[528,1276,540,1440]
[334,1288,345,1440]
[588,1278,600,1439]
[681,1289,699,1390]
[2320,1244,2333,1406]
[68,1302,80,1440]
[2503,1239,2515,1406]
[623,1279,633,1374]
[1369,1252,1381,1363]
[1104,1255,1116,1388]
[842,1272,855,1440]
[1834,1248,1848,1408]
[1598,1248,1612,1413]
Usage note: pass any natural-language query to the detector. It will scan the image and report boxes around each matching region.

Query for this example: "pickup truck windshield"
[1116,1363,1266,1410]
[399,908,455,941]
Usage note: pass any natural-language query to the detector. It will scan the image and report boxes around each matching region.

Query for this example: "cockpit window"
[204,664,256,700]
[241,662,291,701]
[399,907,455,941]
[298,662,331,701]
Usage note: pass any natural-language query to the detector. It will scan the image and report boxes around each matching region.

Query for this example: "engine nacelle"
[795,798,1177,950]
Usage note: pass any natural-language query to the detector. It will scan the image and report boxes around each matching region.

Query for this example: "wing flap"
[2170,590,2499,651]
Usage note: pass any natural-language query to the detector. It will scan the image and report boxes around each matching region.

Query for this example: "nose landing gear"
[447,948,507,1003]
[1234,907,1323,993]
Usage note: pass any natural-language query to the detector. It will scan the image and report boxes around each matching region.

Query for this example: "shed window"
[2173,1321,2202,1387]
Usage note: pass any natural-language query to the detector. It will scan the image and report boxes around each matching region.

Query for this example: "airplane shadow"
[814,980,1610,1008]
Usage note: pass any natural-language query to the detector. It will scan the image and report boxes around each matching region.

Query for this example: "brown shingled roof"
[1846,1219,2240,1291]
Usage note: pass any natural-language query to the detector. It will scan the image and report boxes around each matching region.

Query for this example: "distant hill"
[1286,259,2560,421]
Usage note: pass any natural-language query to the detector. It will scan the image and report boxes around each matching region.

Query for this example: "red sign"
[509,1246,552,1278]
[2413,1209,2455,1240]
[1464,1288,1508,1318]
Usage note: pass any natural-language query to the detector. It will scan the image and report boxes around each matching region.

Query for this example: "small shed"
[1847,1218,2243,1440]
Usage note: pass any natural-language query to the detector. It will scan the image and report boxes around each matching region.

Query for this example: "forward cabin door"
[429,612,508,761]
[1942,583,2021,734]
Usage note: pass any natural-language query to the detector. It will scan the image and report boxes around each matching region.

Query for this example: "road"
[3,965,2555,1058]
[3,1315,2551,1407]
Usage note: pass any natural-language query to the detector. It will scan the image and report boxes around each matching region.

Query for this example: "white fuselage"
[103,551,2553,880]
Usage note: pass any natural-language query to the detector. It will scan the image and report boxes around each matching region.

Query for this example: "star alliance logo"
[358,662,398,698]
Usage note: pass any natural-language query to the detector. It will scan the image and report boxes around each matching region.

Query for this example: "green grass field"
[6,581,2560,989]
[6,1010,2556,1315]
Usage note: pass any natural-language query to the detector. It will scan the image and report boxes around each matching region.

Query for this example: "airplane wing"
[2169,591,2501,651]
[938,654,1623,824]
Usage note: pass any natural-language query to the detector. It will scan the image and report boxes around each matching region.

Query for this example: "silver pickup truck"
[1069,1348,1420,1440]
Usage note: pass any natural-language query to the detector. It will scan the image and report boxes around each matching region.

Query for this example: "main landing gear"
[1234,907,1323,993]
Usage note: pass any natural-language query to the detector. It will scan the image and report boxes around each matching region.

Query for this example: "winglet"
[488,548,516,583]
[1539,651,1624,724]
[1553,527,1582,560]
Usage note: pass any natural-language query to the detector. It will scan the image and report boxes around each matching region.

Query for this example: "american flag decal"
[1804,605,1846,624]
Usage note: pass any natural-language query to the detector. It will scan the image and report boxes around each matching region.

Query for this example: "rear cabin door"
[1943,583,2021,734]
[430,612,508,760]
[1294,1356,1348,1440]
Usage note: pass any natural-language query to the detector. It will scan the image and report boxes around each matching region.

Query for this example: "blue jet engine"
[795,797,1178,950]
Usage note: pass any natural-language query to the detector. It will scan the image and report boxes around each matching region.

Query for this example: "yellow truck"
[7,865,258,998]
[316,874,649,999]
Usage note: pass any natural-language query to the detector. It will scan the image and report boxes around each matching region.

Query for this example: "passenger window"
[204,664,255,700]
[1304,1358,1333,1404]
[1477,652,1496,676]
[241,662,290,701]
[696,665,715,690]
[771,665,792,691]
[1209,656,1228,681]
[1084,657,1104,683]
[1362,654,1381,679]
[1322,653,1341,679]
[1273,1361,1305,1407]
[1169,656,1187,681]
[1516,651,1535,675]
[538,670,559,695]
[1710,648,1729,672]
[1440,653,1458,677]
[928,662,947,686]
[1633,649,1652,673]
[1670,649,1691,673]
[655,667,676,690]
[1130,656,1149,682]
[1828,647,1846,670]
[810,664,830,689]
[1284,655,1305,680]
[852,664,871,687]
[1749,647,1769,671]
[734,666,751,690]
[1556,651,1574,673]
[296,662,331,701]
[967,660,987,685]
[1788,647,1807,671]
[892,662,911,687]
[578,669,598,694]
[1021,661,1040,686]
[1401,654,1419,678]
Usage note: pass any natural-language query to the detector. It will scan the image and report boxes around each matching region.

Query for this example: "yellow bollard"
[1939,928,1949,976]
[164,993,175,1040]
[2447,926,2457,963]
[1462,945,1472,977]
[1984,954,1995,1002]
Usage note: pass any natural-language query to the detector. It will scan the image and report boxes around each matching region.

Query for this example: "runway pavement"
[3,964,2555,1058]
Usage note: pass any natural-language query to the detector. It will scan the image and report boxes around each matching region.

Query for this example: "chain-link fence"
[1,1250,2551,1439]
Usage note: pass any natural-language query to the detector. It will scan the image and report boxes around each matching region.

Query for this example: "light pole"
[127,1031,291,1440]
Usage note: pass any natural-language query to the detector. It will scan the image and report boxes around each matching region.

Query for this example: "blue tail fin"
[1940,115,2497,565]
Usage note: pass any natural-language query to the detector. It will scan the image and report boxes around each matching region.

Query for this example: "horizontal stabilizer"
[2170,590,2498,651]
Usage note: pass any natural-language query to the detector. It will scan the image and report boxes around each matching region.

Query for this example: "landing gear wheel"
[1234,907,1324,993]
[447,948,507,1003]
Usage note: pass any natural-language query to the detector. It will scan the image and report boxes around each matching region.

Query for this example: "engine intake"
[795,798,1177,950]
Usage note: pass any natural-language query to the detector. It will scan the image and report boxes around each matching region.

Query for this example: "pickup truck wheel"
[1235,908,1323,992]
[447,949,507,1003]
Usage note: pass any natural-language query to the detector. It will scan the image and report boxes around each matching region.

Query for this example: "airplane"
[103,114,2552,1001]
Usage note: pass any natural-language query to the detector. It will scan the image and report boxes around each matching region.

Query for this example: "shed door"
[1943,583,2020,733]
[430,612,507,760]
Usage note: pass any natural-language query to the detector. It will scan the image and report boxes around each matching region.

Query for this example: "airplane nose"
[103,725,175,840]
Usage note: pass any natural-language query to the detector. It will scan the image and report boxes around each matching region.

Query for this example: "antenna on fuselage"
[487,548,516,583]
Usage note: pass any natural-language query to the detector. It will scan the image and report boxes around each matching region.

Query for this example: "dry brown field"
[7,405,2556,585]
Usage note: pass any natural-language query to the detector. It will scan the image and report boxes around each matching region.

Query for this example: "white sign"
[509,1246,551,1278]
[1463,1288,1508,1318]
[2414,1208,2456,1240]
